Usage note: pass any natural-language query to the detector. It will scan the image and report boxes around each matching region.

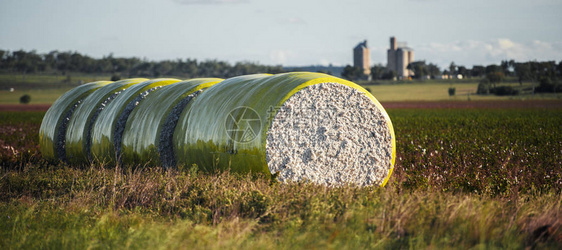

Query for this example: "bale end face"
[266,82,393,187]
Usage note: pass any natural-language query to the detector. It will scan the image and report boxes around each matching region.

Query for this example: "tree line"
[0,49,285,79]
[407,60,562,83]
[342,60,562,82]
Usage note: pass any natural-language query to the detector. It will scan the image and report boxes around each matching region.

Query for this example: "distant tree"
[182,59,198,77]
[471,65,485,77]
[457,66,468,78]
[19,94,31,104]
[448,87,456,96]
[0,50,6,69]
[152,60,173,77]
[43,51,58,72]
[486,72,504,88]
[131,61,152,77]
[341,65,363,81]
[514,62,531,85]
[382,70,396,80]
[449,62,457,75]
[12,50,41,75]
[370,64,386,80]
[485,64,502,74]
[56,51,72,74]
[94,58,112,74]
[407,61,428,79]
[477,79,491,94]
[427,63,441,78]
[500,60,512,76]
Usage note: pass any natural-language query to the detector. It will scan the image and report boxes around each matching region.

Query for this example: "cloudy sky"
[1,0,561,68]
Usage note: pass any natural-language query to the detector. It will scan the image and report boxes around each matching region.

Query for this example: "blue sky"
[1,0,561,68]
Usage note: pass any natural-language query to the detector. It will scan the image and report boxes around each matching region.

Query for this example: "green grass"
[0,73,114,87]
[1,73,561,104]
[2,179,558,249]
[1,109,561,248]
[0,73,116,104]
[0,88,74,104]
[365,82,562,102]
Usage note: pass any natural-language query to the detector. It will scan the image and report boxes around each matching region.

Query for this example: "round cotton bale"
[89,78,181,164]
[65,78,148,164]
[174,72,395,186]
[39,81,112,161]
[120,78,223,167]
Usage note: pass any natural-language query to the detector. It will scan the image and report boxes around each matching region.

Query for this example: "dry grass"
[0,110,561,249]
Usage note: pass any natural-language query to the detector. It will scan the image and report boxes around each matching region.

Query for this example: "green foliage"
[389,109,562,195]
[477,79,491,94]
[490,86,519,96]
[486,71,504,84]
[406,61,441,79]
[448,87,455,96]
[536,77,562,93]
[19,94,31,104]
[341,65,364,81]
[471,65,485,77]
[485,64,503,75]
[0,50,285,78]
[449,62,457,75]
[477,80,521,96]
[370,64,386,80]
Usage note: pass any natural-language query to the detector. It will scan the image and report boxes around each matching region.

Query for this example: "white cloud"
[173,0,249,5]
[317,59,330,66]
[416,39,562,68]
[269,50,295,64]
[497,39,515,49]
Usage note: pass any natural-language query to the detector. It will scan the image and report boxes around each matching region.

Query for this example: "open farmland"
[1,73,561,105]
[364,81,562,102]
[0,105,561,249]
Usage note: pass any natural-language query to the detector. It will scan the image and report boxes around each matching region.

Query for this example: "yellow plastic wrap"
[89,78,181,163]
[39,81,112,161]
[173,72,395,186]
[64,78,148,164]
[120,78,223,167]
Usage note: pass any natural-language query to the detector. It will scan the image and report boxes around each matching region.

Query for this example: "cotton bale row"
[40,72,395,186]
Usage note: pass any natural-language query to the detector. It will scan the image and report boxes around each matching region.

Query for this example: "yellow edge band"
[189,78,224,93]
[277,76,396,187]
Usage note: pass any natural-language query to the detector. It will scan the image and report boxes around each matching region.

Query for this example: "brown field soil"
[0,104,52,112]
[1,100,562,112]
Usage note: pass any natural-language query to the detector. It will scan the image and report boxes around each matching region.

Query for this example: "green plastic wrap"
[89,78,181,163]
[39,81,112,161]
[41,73,395,186]
[120,78,223,167]
[64,78,148,164]
[173,72,396,186]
